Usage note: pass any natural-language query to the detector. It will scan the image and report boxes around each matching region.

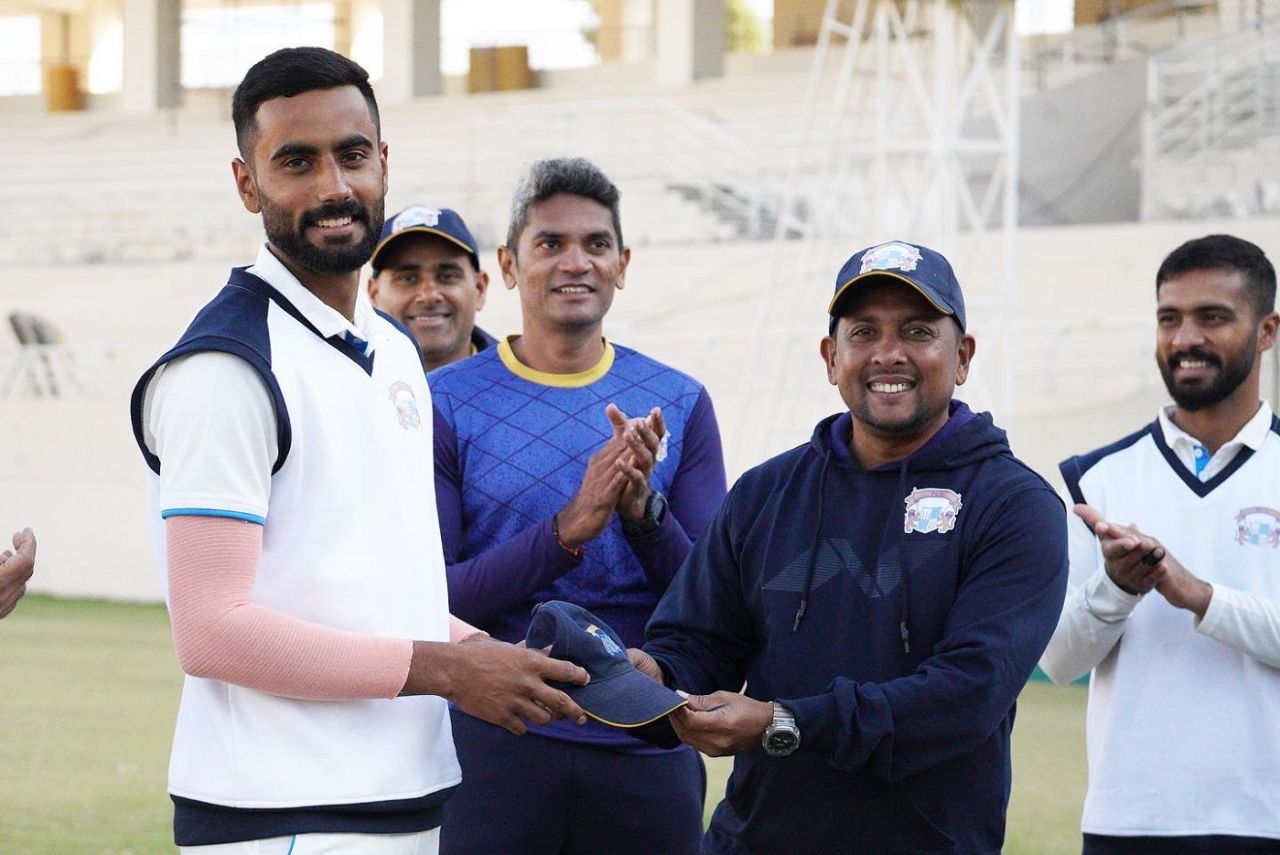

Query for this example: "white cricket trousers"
[180,829,439,854]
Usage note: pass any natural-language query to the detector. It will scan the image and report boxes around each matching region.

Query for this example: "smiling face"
[368,233,488,370]
[231,85,387,278]
[821,278,975,460]
[499,193,630,337]
[1156,268,1277,412]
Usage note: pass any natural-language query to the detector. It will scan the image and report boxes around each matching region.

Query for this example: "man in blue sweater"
[639,240,1069,853]
[431,157,727,854]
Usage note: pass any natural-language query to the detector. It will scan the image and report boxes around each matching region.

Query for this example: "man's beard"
[261,195,384,275]
[1158,341,1255,411]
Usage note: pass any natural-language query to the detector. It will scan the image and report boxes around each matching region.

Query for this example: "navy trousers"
[440,709,706,855]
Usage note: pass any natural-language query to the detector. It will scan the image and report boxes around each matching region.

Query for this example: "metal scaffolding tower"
[733,0,1021,468]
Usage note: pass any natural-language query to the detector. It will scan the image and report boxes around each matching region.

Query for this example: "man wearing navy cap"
[639,240,1069,853]
[368,205,495,372]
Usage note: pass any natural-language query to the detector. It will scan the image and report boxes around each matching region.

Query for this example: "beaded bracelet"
[552,514,584,560]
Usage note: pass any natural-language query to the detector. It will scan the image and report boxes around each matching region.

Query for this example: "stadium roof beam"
[121,0,180,112]
[17,0,729,113]
[375,0,443,101]
[655,0,726,86]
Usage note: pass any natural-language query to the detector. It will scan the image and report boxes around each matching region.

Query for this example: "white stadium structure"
[1,0,1277,601]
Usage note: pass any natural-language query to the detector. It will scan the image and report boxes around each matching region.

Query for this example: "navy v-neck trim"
[1150,418,1255,498]
[229,268,376,376]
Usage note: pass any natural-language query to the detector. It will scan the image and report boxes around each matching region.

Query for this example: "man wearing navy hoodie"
[639,240,1069,854]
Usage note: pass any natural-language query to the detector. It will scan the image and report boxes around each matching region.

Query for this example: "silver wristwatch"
[761,701,800,756]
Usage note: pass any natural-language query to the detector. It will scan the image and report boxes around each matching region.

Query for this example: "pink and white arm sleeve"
[166,515,413,700]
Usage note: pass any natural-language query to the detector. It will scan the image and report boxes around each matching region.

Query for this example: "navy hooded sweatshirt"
[645,402,1068,854]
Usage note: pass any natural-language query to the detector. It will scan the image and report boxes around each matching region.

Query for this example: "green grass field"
[0,596,1087,853]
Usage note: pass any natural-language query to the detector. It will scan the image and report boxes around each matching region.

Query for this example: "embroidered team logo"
[860,241,922,275]
[392,205,441,233]
[585,624,623,657]
[903,487,962,534]
[387,381,422,430]
[1235,506,1280,547]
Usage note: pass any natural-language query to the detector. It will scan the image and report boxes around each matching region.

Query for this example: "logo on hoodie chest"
[903,487,962,534]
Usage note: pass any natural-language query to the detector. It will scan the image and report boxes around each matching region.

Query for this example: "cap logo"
[903,487,962,534]
[860,242,922,274]
[394,206,441,232]
[585,624,622,657]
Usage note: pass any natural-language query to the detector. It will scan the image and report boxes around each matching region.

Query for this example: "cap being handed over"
[525,600,686,746]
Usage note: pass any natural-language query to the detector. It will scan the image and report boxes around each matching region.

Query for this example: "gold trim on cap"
[580,697,689,728]
[498,336,615,387]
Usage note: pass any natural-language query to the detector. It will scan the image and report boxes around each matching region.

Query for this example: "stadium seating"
[2,21,1278,601]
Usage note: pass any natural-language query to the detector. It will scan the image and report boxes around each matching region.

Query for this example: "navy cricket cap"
[525,601,686,737]
[369,205,480,273]
[828,240,966,332]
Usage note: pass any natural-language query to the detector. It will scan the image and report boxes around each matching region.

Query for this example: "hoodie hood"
[810,400,1010,473]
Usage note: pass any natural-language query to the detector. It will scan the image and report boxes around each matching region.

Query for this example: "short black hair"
[506,157,623,251]
[231,47,380,159]
[1156,234,1277,320]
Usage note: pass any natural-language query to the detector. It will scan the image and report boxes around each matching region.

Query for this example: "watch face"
[765,729,799,755]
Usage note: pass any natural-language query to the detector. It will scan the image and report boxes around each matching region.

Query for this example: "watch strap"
[622,491,667,537]
[762,700,800,756]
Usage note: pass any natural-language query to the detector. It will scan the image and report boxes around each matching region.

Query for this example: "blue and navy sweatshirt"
[646,402,1068,854]
[430,339,727,751]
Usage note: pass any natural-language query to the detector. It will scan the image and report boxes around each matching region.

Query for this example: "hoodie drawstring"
[792,449,912,649]
[793,450,831,632]
[897,459,912,654]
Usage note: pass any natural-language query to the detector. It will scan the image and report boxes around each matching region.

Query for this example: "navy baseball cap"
[369,205,480,273]
[525,601,686,732]
[827,240,966,332]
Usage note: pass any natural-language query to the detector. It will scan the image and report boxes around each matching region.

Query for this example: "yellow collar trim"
[497,335,614,387]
